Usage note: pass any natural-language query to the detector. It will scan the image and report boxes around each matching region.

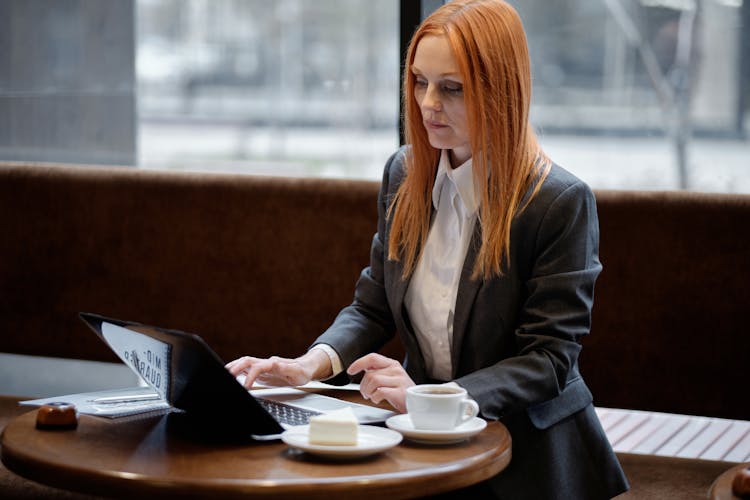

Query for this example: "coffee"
[417,388,459,395]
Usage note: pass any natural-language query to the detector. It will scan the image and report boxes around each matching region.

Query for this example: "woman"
[227,1,628,498]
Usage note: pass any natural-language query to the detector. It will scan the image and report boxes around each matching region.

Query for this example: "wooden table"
[1,392,511,499]
[709,462,750,500]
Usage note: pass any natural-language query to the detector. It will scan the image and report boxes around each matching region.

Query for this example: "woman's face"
[411,35,471,166]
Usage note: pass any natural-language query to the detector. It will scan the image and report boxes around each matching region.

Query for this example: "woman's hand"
[225,349,332,389]
[347,353,415,413]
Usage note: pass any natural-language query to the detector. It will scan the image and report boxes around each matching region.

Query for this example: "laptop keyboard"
[256,398,322,426]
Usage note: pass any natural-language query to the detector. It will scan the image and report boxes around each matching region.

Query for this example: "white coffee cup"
[406,384,479,431]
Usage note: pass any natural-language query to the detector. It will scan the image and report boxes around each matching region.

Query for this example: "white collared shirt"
[314,150,478,382]
[404,150,478,381]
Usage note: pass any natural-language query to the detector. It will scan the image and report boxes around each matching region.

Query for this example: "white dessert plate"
[281,424,402,459]
[385,414,487,444]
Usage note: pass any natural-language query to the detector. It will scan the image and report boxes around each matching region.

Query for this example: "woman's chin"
[426,136,452,151]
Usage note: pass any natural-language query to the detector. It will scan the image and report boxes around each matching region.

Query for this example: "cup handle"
[457,398,479,425]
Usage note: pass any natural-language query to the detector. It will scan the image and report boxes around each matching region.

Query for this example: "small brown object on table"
[1,390,511,499]
[732,467,750,498]
[35,403,78,430]
[709,463,750,500]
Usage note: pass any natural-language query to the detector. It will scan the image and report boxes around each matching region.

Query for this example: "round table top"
[709,462,750,500]
[1,398,511,499]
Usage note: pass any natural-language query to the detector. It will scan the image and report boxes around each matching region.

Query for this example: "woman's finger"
[360,373,401,400]
[241,358,278,389]
[225,355,259,375]
[370,386,408,413]
[347,352,398,376]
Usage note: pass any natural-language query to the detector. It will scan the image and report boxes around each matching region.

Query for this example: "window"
[1,0,747,192]
[515,0,749,192]
[136,0,400,179]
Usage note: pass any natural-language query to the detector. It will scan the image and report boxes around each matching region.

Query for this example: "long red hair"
[388,0,550,280]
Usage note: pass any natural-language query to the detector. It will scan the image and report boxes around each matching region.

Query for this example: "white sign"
[102,322,171,401]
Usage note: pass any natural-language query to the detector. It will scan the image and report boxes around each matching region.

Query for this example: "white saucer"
[281,425,402,459]
[385,414,487,444]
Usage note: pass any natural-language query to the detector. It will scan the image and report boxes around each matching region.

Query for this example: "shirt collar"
[432,150,478,217]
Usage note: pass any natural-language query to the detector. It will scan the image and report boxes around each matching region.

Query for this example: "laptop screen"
[80,312,284,437]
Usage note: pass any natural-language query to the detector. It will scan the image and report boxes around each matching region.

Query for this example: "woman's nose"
[420,84,442,112]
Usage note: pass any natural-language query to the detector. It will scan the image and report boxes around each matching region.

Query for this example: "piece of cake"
[308,407,359,446]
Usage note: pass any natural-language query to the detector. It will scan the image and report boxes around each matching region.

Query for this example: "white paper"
[20,386,171,418]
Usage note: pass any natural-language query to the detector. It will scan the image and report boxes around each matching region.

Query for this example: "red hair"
[388,0,550,280]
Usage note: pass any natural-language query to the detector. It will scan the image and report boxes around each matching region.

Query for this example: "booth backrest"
[1,163,748,420]
[585,189,750,420]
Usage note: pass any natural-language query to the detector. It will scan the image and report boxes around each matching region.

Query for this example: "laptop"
[79,312,395,440]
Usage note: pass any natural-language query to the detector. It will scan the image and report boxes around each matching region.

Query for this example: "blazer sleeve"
[309,148,405,372]
[456,176,602,421]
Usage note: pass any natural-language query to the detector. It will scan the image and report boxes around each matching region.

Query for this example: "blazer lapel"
[389,261,411,326]
[389,206,435,344]
[451,227,482,376]
[386,257,430,379]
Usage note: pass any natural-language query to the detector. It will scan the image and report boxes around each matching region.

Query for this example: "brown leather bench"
[1,162,748,498]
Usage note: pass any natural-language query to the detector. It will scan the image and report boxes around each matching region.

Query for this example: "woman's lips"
[425,120,448,130]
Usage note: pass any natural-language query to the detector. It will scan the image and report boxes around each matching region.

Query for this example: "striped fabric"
[597,407,750,462]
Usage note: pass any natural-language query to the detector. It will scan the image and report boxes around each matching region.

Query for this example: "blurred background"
[1,0,749,193]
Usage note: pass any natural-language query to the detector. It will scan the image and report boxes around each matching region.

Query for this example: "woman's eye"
[442,85,463,95]
[414,78,427,88]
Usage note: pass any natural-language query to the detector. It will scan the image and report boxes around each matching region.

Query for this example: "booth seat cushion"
[615,453,733,500]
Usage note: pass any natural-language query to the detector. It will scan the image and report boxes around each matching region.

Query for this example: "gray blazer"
[314,146,628,499]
